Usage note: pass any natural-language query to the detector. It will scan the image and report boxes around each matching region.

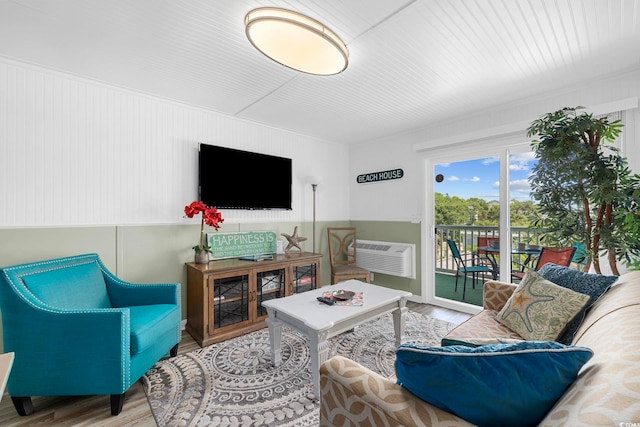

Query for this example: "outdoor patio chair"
[475,236,500,278]
[476,237,499,257]
[446,239,495,300]
[511,246,577,281]
[571,242,588,271]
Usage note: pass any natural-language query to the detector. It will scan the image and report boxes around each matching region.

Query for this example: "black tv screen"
[199,143,292,210]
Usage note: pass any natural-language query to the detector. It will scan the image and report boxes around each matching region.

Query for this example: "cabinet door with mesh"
[293,263,317,294]
[210,274,249,332]
[256,268,285,318]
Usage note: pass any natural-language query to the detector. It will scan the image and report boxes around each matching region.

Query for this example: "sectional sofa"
[319,269,640,426]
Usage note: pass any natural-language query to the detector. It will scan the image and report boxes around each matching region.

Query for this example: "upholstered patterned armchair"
[0,253,181,416]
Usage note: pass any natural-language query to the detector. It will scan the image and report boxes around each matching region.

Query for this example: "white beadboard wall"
[349,70,640,222]
[0,58,350,227]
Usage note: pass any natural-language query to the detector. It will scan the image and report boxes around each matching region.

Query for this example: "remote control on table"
[317,296,335,305]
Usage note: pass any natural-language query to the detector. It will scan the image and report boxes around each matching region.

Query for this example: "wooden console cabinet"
[185,252,322,347]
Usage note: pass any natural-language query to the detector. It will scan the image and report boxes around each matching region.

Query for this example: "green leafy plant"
[527,107,640,274]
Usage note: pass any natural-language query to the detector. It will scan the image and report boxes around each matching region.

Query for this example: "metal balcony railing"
[436,225,549,273]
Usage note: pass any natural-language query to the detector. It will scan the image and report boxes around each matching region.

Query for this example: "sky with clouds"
[434,152,537,202]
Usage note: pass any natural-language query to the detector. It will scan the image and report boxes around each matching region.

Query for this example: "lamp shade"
[308,175,323,186]
[245,7,349,76]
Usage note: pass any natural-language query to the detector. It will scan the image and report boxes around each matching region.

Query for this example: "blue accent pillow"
[538,263,617,344]
[395,341,593,427]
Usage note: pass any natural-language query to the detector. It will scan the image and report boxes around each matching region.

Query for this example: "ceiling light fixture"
[245,7,349,76]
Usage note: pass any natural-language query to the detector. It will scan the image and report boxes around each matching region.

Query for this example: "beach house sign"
[356,168,404,184]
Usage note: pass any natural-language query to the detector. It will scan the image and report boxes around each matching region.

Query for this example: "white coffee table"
[262,279,411,398]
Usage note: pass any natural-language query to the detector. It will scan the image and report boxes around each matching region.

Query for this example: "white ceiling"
[1,0,639,144]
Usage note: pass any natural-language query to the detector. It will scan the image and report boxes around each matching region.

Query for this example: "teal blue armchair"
[0,253,181,416]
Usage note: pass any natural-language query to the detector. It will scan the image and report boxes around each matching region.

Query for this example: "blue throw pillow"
[538,263,617,344]
[395,341,593,427]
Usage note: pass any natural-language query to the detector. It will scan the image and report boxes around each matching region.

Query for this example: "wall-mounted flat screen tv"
[199,143,292,210]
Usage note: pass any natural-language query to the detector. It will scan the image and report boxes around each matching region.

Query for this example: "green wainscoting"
[0,222,326,313]
[0,226,118,270]
[0,220,422,351]
[350,220,422,299]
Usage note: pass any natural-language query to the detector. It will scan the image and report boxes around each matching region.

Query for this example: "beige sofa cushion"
[539,272,640,425]
[573,271,640,344]
[442,280,523,346]
[543,311,640,423]
[441,309,524,346]
[482,280,517,311]
[319,355,474,426]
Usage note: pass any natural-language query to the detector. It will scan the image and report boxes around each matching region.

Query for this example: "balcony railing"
[436,225,549,273]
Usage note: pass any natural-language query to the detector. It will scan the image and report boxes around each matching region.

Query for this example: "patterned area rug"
[142,311,454,426]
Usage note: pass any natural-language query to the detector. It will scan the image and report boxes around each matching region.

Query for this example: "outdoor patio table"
[478,245,541,279]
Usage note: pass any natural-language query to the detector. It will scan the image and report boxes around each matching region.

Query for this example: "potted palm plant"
[527,107,640,275]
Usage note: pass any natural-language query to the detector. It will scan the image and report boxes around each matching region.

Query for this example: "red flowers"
[184,201,224,253]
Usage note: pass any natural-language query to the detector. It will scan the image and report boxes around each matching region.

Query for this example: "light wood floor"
[0,302,470,426]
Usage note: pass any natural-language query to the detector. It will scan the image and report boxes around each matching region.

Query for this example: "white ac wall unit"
[348,239,415,279]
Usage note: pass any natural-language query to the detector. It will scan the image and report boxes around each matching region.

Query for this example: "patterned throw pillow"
[395,341,593,427]
[496,270,590,341]
[538,263,618,344]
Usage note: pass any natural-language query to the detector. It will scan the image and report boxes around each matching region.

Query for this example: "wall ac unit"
[348,239,415,279]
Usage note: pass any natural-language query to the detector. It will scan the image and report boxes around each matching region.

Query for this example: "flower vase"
[195,251,210,264]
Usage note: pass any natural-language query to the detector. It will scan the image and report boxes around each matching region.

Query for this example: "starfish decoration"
[281,226,307,252]
[500,274,554,333]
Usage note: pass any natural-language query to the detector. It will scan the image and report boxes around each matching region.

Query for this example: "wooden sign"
[356,168,404,184]
[207,231,277,260]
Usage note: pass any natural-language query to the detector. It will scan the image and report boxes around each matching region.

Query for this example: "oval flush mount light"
[245,7,349,76]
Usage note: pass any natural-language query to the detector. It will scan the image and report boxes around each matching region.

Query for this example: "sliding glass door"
[508,151,539,281]
[432,156,501,308]
[425,145,537,312]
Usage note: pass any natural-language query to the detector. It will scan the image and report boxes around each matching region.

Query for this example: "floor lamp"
[309,176,323,253]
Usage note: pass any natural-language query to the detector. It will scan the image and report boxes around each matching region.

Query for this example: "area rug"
[142,311,454,427]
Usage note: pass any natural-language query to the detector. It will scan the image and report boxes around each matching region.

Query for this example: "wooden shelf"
[185,252,321,347]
